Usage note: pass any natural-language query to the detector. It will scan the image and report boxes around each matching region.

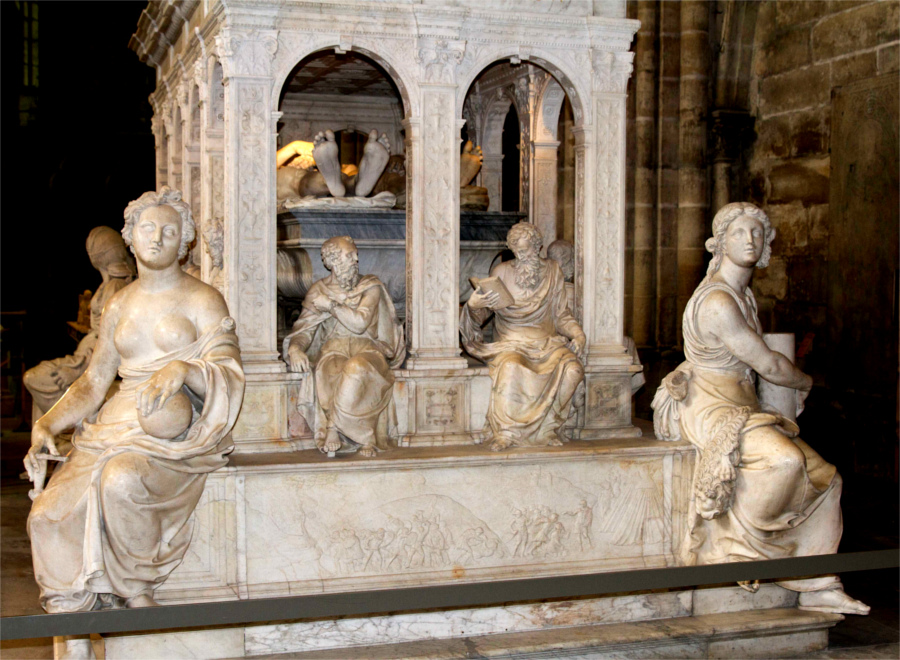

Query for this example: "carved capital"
[416,38,466,85]
[215,28,279,80]
[592,50,634,94]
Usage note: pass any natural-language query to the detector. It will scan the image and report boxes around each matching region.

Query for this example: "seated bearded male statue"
[460,222,586,452]
[283,236,405,457]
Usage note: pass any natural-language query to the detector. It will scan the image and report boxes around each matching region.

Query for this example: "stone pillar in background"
[200,58,226,288]
[532,76,565,247]
[404,38,467,370]
[150,108,168,190]
[677,0,710,346]
[656,0,681,349]
[217,28,283,373]
[632,0,659,349]
[482,154,503,212]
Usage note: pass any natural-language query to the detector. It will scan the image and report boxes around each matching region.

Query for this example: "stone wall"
[746,0,899,334]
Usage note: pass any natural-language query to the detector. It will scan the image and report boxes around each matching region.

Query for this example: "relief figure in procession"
[461,222,586,451]
[283,236,405,457]
[652,202,869,615]
[25,187,245,659]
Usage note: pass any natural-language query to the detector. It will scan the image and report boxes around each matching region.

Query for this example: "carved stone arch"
[271,40,417,119]
[481,93,514,157]
[534,77,566,143]
[456,48,590,128]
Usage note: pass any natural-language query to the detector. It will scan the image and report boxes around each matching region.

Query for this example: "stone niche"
[119,1,842,658]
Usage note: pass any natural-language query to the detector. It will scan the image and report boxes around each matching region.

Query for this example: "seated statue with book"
[460,222,586,451]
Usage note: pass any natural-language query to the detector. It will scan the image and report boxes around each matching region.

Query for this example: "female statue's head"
[704,202,776,280]
[122,187,195,267]
[86,226,136,279]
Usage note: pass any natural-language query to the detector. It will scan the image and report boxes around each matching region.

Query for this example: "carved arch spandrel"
[270,34,419,119]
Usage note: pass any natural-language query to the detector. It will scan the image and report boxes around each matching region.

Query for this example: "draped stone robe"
[282,274,405,450]
[652,281,841,592]
[28,319,244,612]
[460,260,584,447]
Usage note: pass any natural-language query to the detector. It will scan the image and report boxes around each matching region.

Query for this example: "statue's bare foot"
[359,445,377,458]
[490,436,516,452]
[312,130,345,197]
[738,580,760,593]
[798,588,870,615]
[125,593,159,608]
[322,429,342,455]
[548,427,568,446]
[61,638,95,660]
[355,130,391,197]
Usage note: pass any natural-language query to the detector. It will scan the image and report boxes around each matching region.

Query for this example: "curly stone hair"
[507,222,543,253]
[122,186,195,261]
[702,202,775,283]
[321,235,356,270]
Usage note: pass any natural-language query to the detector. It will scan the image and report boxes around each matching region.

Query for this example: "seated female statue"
[652,202,868,615]
[24,187,245,658]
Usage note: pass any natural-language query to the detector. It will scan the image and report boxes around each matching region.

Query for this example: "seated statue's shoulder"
[184,277,230,328]
[103,279,136,320]
[697,287,743,328]
[490,260,514,279]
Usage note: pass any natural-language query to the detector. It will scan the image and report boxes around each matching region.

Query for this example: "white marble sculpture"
[283,235,405,457]
[277,130,489,211]
[460,222,586,451]
[651,201,869,615]
[24,187,245,658]
[24,227,136,415]
[276,129,395,208]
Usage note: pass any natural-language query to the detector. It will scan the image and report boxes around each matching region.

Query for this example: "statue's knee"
[100,455,142,500]
[342,356,370,379]
[774,440,806,474]
[565,359,585,383]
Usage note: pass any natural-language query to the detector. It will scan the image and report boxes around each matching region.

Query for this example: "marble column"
[482,154,503,212]
[532,141,561,245]
[151,111,168,189]
[198,58,226,288]
[677,0,710,345]
[404,38,467,370]
[217,28,283,373]
[632,0,659,348]
[573,49,640,440]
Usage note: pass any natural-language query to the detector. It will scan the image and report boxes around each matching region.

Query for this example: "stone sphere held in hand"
[138,390,193,440]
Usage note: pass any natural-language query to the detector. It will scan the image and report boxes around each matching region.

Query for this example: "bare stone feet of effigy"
[312,130,346,197]
[355,129,391,197]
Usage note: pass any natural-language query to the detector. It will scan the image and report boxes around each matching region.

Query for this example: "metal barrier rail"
[2,549,896,641]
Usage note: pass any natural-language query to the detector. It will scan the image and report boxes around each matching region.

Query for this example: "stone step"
[239,608,843,660]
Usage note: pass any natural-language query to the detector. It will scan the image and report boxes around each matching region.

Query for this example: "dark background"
[1,1,155,372]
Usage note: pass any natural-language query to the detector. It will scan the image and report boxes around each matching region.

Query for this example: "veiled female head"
[704,202,776,281]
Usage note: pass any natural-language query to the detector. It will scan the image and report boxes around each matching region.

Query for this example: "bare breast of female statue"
[115,311,199,361]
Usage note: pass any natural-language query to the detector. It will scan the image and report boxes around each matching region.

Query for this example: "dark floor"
[1,421,897,659]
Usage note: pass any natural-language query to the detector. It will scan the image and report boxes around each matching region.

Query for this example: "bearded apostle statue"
[460,222,586,452]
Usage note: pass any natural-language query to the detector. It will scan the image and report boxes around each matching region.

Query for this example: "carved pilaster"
[219,29,283,373]
[405,39,467,370]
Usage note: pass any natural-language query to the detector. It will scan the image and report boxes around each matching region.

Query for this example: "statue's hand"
[136,360,190,416]
[312,296,335,314]
[567,334,586,359]
[287,344,311,373]
[469,288,500,310]
[24,422,58,484]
